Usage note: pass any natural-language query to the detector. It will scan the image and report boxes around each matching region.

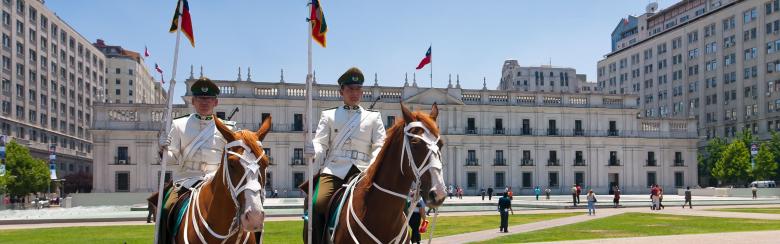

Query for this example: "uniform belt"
[182,161,218,172]
[335,150,370,161]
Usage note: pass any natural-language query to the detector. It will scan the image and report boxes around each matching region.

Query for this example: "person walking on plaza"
[650,184,660,210]
[498,192,514,233]
[571,184,578,207]
[447,185,454,199]
[481,188,486,201]
[488,187,494,201]
[577,184,582,203]
[507,187,514,200]
[752,184,758,199]
[534,186,541,200]
[457,186,464,199]
[612,186,620,208]
[658,187,665,209]
[545,187,551,200]
[409,197,426,244]
[586,190,597,215]
[683,186,693,208]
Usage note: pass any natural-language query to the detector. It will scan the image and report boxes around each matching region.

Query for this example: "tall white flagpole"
[154,1,183,243]
[305,1,315,244]
[430,44,433,88]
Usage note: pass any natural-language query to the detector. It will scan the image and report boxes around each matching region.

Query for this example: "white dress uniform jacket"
[312,105,386,180]
[162,114,235,180]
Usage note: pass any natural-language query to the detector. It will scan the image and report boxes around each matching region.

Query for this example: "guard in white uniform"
[308,67,386,243]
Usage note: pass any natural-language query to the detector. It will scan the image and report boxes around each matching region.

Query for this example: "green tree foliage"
[2,141,49,198]
[713,140,751,186]
[753,143,777,181]
[768,132,780,181]
[698,137,726,186]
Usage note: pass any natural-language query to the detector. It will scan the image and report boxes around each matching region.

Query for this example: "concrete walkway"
[431,204,780,243]
[534,230,780,244]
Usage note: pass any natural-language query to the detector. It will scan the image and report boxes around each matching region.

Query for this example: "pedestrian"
[575,184,582,204]
[487,187,494,201]
[544,188,551,200]
[507,187,513,200]
[409,197,426,244]
[752,184,758,199]
[570,184,578,207]
[612,186,620,208]
[497,192,513,233]
[534,186,541,200]
[147,201,155,223]
[481,188,486,201]
[273,189,278,198]
[683,186,692,209]
[457,186,463,199]
[650,184,660,210]
[447,185,453,199]
[586,190,597,215]
[658,187,665,209]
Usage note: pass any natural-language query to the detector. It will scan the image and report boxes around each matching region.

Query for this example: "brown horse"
[169,116,272,244]
[325,103,447,244]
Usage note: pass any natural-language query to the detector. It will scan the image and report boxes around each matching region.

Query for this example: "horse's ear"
[215,117,236,142]
[257,115,272,141]
[401,102,414,123]
[430,102,439,121]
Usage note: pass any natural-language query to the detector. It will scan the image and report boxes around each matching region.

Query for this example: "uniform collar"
[342,104,361,110]
[194,114,213,120]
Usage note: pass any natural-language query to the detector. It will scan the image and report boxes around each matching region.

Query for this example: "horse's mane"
[361,110,439,186]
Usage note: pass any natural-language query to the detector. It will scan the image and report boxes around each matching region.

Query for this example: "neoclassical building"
[92,70,699,195]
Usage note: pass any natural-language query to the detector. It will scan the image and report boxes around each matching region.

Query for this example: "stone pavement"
[534,230,780,244]
[431,204,780,243]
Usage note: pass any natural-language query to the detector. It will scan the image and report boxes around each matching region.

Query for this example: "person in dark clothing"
[487,187,494,201]
[575,184,582,204]
[683,186,693,209]
[498,192,513,233]
[481,188,486,201]
[409,198,426,244]
[147,201,155,223]
[612,186,621,208]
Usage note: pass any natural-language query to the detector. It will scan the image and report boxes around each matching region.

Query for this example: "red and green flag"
[310,0,327,47]
[169,0,195,47]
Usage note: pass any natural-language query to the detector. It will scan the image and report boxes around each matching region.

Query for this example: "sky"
[45,0,674,104]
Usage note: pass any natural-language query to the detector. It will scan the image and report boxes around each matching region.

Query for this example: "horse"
[312,103,448,244]
[152,116,272,244]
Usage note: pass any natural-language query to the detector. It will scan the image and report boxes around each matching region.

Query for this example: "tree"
[753,143,777,181]
[768,131,780,181]
[698,137,726,187]
[712,140,751,186]
[2,141,49,198]
[735,128,755,151]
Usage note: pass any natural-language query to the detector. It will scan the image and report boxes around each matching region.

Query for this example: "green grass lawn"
[0,212,579,243]
[475,212,780,244]
[709,207,780,214]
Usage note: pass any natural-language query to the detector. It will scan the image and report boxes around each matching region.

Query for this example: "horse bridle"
[184,139,266,244]
[346,120,443,244]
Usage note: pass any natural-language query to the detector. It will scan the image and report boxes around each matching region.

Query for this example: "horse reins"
[183,139,267,244]
[343,121,443,244]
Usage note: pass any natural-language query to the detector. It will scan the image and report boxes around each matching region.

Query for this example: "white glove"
[159,137,171,149]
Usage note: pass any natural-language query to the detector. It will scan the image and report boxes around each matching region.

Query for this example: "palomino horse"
[166,117,271,244]
[322,103,447,244]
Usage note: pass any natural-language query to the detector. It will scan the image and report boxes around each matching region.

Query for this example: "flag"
[415,46,431,70]
[169,0,195,47]
[155,63,164,83]
[144,46,150,57]
[310,0,327,47]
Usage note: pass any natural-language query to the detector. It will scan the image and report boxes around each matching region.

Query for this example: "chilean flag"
[155,63,164,83]
[416,46,431,70]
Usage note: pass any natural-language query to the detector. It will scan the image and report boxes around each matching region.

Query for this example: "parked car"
[750,181,776,188]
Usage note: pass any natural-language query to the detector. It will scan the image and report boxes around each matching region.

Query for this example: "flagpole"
[154,1,183,243]
[305,1,314,244]
[429,44,433,88]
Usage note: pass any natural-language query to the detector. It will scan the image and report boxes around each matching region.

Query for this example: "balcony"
[607,159,621,166]
[113,156,131,165]
[466,127,477,135]
[573,159,586,166]
[465,158,479,166]
[520,158,534,166]
[493,128,505,135]
[290,157,305,165]
[493,158,507,166]
[674,159,685,166]
[645,159,657,167]
[547,158,560,166]
[573,129,584,136]
[608,129,619,136]
[291,123,303,132]
[547,128,559,136]
[521,128,532,135]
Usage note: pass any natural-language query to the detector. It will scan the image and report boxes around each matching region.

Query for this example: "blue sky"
[46,0,673,104]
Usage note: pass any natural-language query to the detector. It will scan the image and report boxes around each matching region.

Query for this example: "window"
[494,172,505,188]
[115,172,129,192]
[386,115,395,128]
[522,172,532,188]
[466,150,478,165]
[466,172,477,188]
[647,172,657,187]
[744,8,758,24]
[548,172,559,187]
[574,172,584,186]
[292,172,305,189]
[466,117,476,133]
[293,114,303,131]
[675,172,684,188]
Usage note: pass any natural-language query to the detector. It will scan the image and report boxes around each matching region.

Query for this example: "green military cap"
[191,77,220,97]
[337,67,365,86]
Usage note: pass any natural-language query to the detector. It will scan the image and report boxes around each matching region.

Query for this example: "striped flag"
[154,63,164,83]
[310,0,327,47]
[169,0,195,47]
[416,46,431,70]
